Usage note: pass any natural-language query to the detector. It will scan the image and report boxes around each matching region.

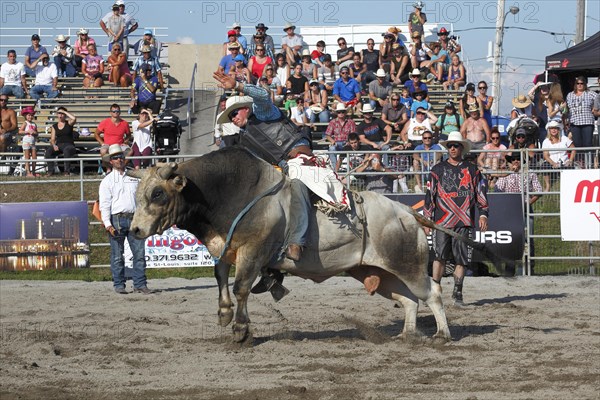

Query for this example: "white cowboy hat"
[375,68,386,78]
[467,103,480,113]
[55,34,70,42]
[409,68,421,76]
[362,104,375,113]
[102,144,125,162]
[335,103,347,112]
[310,105,324,114]
[546,120,563,131]
[440,131,471,154]
[283,22,296,31]
[216,96,253,125]
[512,94,532,108]
[301,49,311,57]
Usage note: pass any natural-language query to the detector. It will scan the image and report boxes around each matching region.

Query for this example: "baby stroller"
[152,110,182,157]
[507,115,539,147]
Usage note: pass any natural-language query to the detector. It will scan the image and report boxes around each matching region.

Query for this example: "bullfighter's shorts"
[432,226,473,266]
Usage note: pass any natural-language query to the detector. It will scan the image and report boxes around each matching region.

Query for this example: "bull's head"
[130,162,188,239]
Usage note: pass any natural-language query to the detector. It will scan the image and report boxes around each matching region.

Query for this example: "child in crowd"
[399,87,413,119]
[18,107,39,177]
[410,89,430,118]
[283,91,297,111]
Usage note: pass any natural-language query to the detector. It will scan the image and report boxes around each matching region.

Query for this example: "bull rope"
[351,191,368,267]
[217,175,286,261]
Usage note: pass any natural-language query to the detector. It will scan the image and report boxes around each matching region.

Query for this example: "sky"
[0,0,599,115]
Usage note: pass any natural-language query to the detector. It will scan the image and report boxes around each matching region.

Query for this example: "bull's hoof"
[218,308,234,327]
[397,331,425,344]
[432,330,452,343]
[232,323,250,343]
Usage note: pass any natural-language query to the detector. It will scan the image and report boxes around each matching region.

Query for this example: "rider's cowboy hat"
[216,96,253,125]
[440,131,472,154]
[512,94,532,108]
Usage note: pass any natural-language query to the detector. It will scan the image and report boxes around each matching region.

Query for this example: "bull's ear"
[172,175,187,192]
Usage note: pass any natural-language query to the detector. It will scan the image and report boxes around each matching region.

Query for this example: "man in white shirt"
[281,23,304,65]
[214,95,241,147]
[29,53,59,100]
[0,50,27,99]
[101,0,138,55]
[99,144,158,295]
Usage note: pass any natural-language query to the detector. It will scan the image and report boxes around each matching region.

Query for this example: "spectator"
[381,93,409,134]
[100,3,125,51]
[0,50,27,99]
[404,68,428,95]
[246,33,274,61]
[131,46,164,89]
[332,66,361,114]
[255,23,274,55]
[368,69,393,110]
[387,141,412,193]
[408,31,430,69]
[528,81,552,143]
[300,49,318,81]
[306,79,330,124]
[508,127,536,163]
[460,83,484,119]
[317,54,339,92]
[231,22,247,53]
[566,76,596,168]
[410,88,430,118]
[289,98,313,140]
[311,40,327,67]
[361,38,380,86]
[335,132,366,174]
[217,42,241,74]
[359,155,396,193]
[281,23,304,65]
[275,54,290,90]
[73,28,96,71]
[283,91,297,111]
[130,64,161,114]
[436,101,463,142]
[356,103,392,166]
[29,53,59,100]
[336,37,355,68]
[262,64,283,105]
[413,130,442,193]
[99,144,158,295]
[443,54,466,90]
[379,31,396,71]
[546,82,567,125]
[106,43,132,88]
[326,103,356,168]
[214,95,241,148]
[0,94,18,154]
[223,30,240,56]
[50,34,76,78]
[130,109,155,169]
[424,131,489,306]
[437,27,461,57]
[461,103,491,150]
[477,81,494,129]
[390,43,410,86]
[286,64,309,99]
[132,29,161,59]
[231,54,251,88]
[248,44,272,82]
[18,106,38,177]
[478,128,507,173]
[95,104,132,168]
[401,106,437,149]
[399,87,413,119]
[82,43,104,88]
[24,34,48,77]
[45,107,77,176]
[408,1,427,39]
[349,53,367,91]
[541,120,575,191]
[425,42,449,83]
[593,78,600,134]
[112,0,138,54]
[510,94,534,120]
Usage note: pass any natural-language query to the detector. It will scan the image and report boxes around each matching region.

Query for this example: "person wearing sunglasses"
[412,130,442,193]
[424,131,489,306]
[45,107,78,176]
[95,104,131,172]
[335,37,355,69]
[99,144,158,295]
[332,66,362,115]
[476,81,494,129]
[507,127,536,163]
[566,76,597,168]
[400,106,437,149]
[478,128,507,174]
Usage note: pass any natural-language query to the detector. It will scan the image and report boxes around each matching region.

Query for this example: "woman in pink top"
[73,28,96,71]
[107,44,131,87]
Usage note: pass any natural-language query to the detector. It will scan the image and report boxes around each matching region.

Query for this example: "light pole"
[491,1,519,116]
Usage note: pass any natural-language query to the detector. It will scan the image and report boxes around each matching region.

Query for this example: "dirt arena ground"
[0,276,598,400]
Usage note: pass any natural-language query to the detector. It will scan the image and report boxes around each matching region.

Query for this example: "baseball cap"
[31,34,40,40]
[144,29,153,36]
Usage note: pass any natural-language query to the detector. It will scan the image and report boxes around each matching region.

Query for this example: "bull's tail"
[409,209,510,276]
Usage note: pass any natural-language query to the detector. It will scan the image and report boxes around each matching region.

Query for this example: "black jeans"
[45,142,77,173]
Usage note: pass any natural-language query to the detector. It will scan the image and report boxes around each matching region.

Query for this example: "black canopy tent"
[545,31,600,92]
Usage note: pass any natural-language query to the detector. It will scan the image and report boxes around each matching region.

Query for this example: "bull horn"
[158,162,178,180]
[128,169,147,179]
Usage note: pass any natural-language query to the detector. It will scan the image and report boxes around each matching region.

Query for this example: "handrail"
[187,62,198,139]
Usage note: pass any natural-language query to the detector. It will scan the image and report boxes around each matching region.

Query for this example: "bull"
[130,147,477,343]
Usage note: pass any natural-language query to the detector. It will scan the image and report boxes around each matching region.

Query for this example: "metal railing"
[187,63,197,138]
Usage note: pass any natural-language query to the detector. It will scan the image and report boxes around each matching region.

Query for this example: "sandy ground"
[0,275,599,400]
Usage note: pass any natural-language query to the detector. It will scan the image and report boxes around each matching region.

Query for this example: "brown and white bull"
[131,147,463,343]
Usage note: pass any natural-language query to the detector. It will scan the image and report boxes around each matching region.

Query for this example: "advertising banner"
[0,201,90,270]
[388,193,525,262]
[560,169,600,241]
[125,226,214,268]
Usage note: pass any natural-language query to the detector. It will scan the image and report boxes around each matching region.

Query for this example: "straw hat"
[283,22,296,31]
[512,94,532,108]
[467,103,480,113]
[102,144,125,162]
[440,131,471,153]
[55,34,69,42]
[216,96,253,125]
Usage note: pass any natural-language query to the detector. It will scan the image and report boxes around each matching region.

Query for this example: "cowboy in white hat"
[424,130,489,306]
[51,34,76,77]
[357,103,393,166]
[368,68,392,110]
[281,22,304,65]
